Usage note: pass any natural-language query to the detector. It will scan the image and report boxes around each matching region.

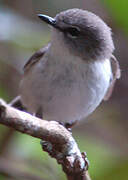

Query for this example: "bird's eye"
[66,27,80,38]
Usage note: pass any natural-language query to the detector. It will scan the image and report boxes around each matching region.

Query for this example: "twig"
[0,96,26,155]
[0,99,91,180]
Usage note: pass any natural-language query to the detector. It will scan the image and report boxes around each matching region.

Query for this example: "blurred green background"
[0,0,127,180]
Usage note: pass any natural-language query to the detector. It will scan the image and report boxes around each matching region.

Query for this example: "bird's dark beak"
[38,14,56,28]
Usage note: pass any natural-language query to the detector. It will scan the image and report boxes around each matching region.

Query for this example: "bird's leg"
[35,107,43,119]
[9,96,27,111]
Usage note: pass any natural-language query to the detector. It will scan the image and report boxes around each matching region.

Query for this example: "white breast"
[20,49,112,124]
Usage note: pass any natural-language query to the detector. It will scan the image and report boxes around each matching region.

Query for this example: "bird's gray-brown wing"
[104,55,121,101]
[23,44,50,73]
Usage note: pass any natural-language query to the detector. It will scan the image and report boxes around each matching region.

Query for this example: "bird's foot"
[40,140,64,161]
[58,121,77,132]
[40,140,53,155]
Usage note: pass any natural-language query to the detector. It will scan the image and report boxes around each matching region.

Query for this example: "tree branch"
[0,99,91,180]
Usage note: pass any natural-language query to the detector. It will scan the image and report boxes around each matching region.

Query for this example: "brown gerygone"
[20,9,121,128]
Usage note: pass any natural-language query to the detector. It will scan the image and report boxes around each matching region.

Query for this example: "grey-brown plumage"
[20,9,120,126]
[54,9,114,61]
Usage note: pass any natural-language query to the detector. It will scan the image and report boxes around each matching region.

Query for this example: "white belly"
[20,56,112,124]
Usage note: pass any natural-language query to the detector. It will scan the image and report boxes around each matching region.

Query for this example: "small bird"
[20,8,121,128]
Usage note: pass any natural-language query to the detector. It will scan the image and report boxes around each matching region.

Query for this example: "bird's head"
[38,8,114,61]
